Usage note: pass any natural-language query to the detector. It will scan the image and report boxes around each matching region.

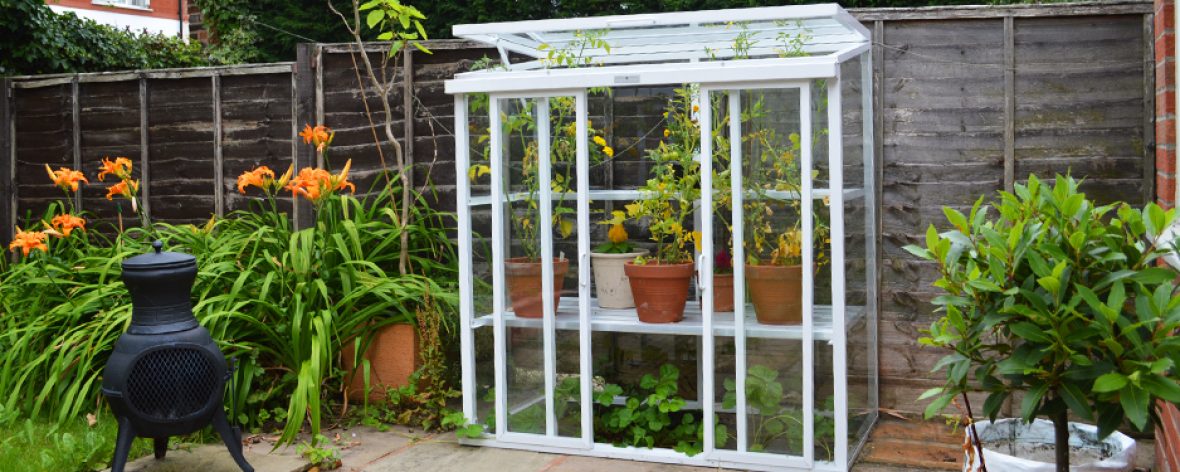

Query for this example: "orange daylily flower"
[45,165,89,192]
[237,166,275,194]
[284,160,355,202]
[49,214,86,237]
[299,124,334,153]
[106,179,139,200]
[97,157,133,182]
[8,227,48,257]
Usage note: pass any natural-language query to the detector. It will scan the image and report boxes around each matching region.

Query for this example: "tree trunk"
[1054,408,1069,472]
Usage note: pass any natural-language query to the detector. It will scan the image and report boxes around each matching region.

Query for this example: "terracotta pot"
[746,263,802,325]
[623,261,694,323]
[590,249,648,309]
[505,257,569,318]
[712,272,735,312]
[343,323,419,401]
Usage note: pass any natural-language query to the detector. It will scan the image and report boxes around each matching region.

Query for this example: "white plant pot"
[963,418,1136,472]
[590,250,648,309]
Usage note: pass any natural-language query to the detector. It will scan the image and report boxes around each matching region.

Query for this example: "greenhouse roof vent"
[452,3,870,70]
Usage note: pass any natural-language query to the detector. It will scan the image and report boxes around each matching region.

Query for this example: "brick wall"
[1159,0,1177,208]
[1155,1,1180,470]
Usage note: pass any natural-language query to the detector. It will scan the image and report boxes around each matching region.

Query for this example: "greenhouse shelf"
[471,299,864,342]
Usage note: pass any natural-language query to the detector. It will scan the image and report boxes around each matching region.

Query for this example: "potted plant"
[712,248,735,312]
[741,119,829,325]
[908,175,1180,472]
[624,87,702,323]
[591,210,648,309]
[471,97,610,318]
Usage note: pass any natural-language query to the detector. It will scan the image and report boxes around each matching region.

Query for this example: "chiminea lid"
[122,240,196,271]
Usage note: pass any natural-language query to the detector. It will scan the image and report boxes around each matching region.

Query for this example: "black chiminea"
[101,241,253,472]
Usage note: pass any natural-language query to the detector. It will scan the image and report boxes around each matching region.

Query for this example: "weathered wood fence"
[0,1,1159,414]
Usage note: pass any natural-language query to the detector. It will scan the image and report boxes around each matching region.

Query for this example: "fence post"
[212,73,224,218]
[404,47,415,193]
[1003,16,1015,193]
[139,77,151,219]
[294,43,318,230]
[1,78,11,247]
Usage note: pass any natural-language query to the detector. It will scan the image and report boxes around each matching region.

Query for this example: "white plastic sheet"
[963,419,1136,472]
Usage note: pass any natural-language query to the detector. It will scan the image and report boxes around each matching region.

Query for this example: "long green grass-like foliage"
[0,171,457,446]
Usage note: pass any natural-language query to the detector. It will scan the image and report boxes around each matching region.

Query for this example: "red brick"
[1157,0,1175,32]
[1160,34,1177,64]
[1160,90,1178,113]
[1159,118,1177,146]
[1161,401,1180,472]
[1156,1,1175,34]
[1158,60,1177,91]
[1158,173,1177,205]
[1159,147,1177,174]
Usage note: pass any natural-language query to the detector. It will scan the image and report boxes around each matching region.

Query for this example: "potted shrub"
[741,121,830,325]
[623,87,702,323]
[471,97,610,318]
[908,175,1180,472]
[591,210,648,309]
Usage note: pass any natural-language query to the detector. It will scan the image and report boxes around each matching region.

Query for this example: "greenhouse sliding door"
[457,91,593,448]
[703,83,826,469]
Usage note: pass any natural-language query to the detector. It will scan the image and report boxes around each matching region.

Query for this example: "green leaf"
[1009,322,1050,344]
[366,10,384,29]
[1093,372,1128,393]
[1120,385,1150,430]
[1059,382,1094,422]
[1141,374,1180,403]
[923,392,954,419]
[1020,383,1048,422]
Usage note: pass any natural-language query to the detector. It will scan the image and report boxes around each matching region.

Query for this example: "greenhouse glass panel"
[449,4,874,470]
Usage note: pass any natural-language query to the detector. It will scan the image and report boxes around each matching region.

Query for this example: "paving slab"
[107,423,960,472]
[108,440,305,472]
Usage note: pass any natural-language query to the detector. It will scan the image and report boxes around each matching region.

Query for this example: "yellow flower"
[593,136,607,147]
[692,104,700,112]
[603,146,614,158]
[663,129,670,138]
[691,230,702,252]
[468,164,491,182]
[608,223,628,244]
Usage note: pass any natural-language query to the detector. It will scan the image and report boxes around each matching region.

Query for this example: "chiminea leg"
[212,409,254,472]
[153,437,168,459]
[110,416,136,472]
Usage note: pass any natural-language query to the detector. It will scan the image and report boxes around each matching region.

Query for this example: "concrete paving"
[111,424,956,472]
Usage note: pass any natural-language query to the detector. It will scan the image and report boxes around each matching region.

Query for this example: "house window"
[94,0,151,8]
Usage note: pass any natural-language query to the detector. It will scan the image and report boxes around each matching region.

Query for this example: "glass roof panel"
[454,4,870,68]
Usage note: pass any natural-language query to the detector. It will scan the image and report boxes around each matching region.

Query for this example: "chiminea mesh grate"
[125,348,217,421]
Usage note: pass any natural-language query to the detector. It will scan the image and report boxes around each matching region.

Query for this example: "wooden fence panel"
[0,5,1161,415]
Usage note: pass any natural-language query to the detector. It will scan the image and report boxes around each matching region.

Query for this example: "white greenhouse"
[446,4,877,471]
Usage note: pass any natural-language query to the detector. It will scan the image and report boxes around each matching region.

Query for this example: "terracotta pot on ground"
[590,249,649,309]
[746,263,802,325]
[505,257,569,318]
[710,272,735,312]
[623,261,694,323]
[343,323,419,401]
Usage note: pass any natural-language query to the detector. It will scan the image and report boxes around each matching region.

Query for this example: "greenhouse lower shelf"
[472,297,864,341]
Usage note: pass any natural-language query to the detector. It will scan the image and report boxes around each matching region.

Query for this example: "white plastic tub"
[963,419,1135,472]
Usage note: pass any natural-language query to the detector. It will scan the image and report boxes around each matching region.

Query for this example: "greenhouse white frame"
[447,4,877,471]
